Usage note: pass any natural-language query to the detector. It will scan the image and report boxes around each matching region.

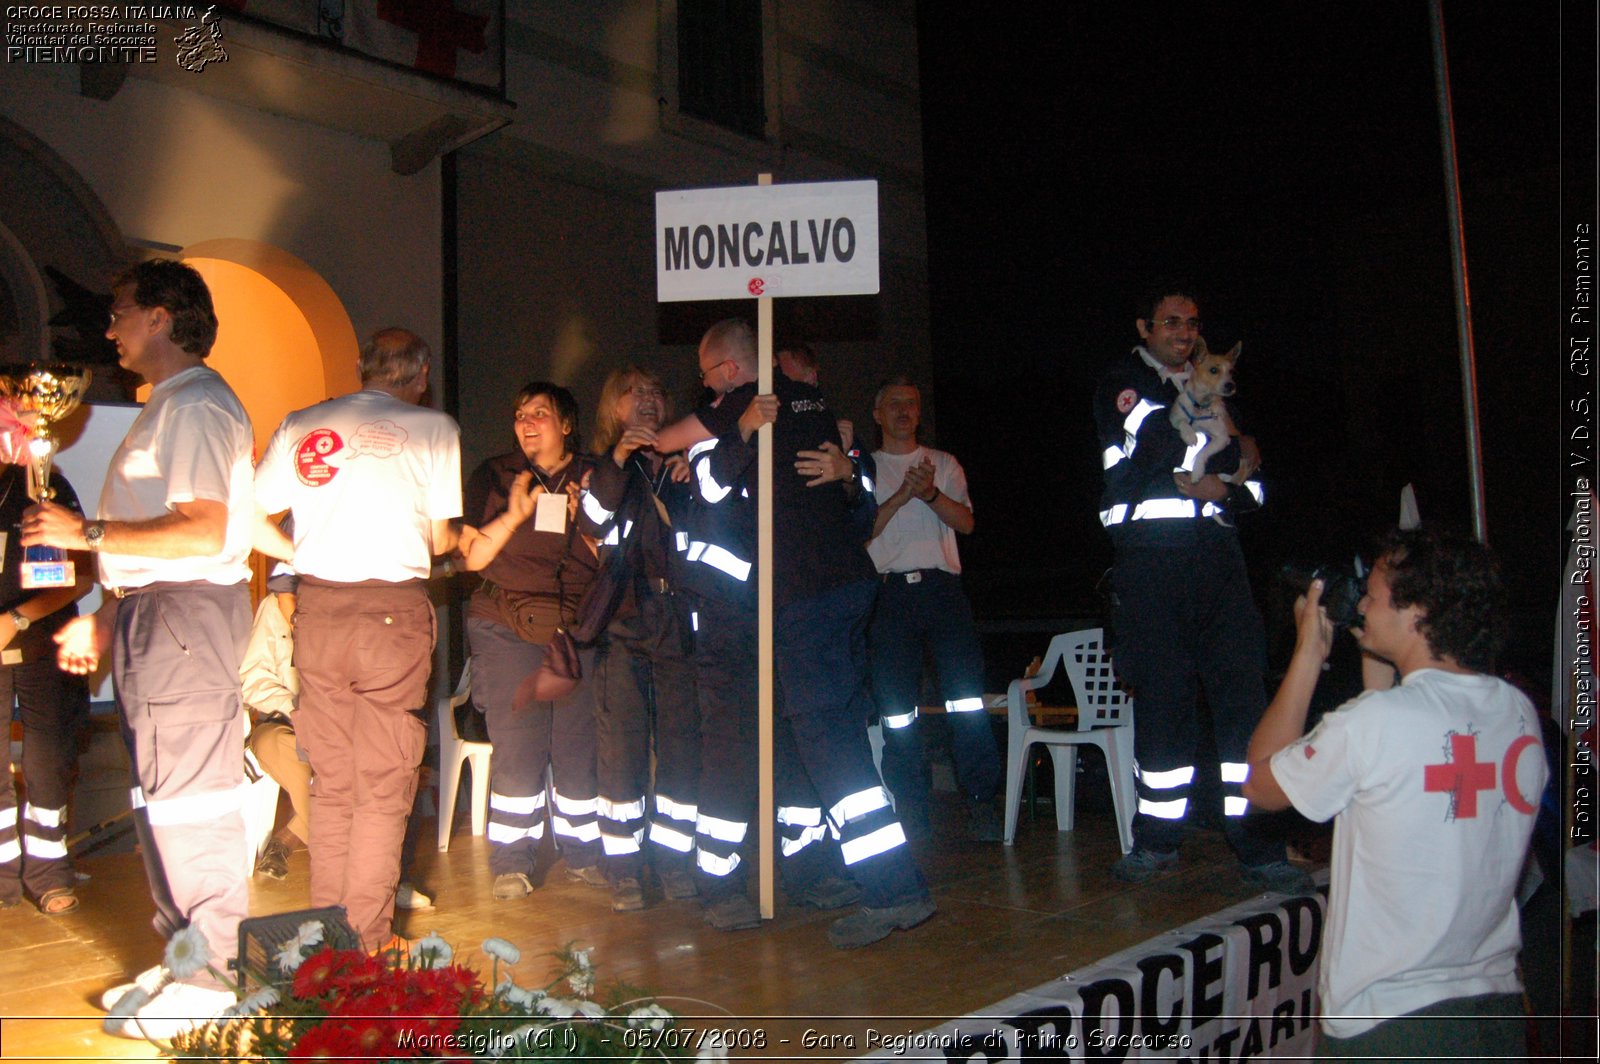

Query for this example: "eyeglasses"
[107,303,143,327]
[1154,316,1203,332]
[698,359,730,382]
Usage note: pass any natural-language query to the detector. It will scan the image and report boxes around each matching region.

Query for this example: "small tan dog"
[1170,337,1241,482]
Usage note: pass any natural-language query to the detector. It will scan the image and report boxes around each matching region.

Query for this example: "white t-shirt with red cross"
[1271,668,1546,1038]
[255,389,461,583]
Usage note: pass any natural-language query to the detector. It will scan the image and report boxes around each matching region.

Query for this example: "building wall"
[0,61,442,364]
[455,0,931,469]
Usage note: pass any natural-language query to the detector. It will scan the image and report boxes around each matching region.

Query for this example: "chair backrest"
[437,659,476,746]
[1055,628,1132,730]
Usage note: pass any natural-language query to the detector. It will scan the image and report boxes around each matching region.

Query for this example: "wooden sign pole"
[756,172,776,919]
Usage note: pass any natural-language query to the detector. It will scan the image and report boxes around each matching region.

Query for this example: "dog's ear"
[1225,341,1242,362]
[1191,336,1210,361]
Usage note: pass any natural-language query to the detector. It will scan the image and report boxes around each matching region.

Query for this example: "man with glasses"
[23,259,257,1039]
[1092,285,1307,892]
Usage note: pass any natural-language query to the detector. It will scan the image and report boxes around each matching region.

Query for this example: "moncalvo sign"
[655,180,880,302]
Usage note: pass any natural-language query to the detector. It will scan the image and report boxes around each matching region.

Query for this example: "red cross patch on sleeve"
[1115,388,1138,414]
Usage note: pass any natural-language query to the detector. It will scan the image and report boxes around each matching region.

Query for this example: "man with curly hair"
[1244,527,1545,1058]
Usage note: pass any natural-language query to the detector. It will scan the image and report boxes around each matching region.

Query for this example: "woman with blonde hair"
[577,365,702,912]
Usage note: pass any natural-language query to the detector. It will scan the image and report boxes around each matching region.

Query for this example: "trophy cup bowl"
[0,363,92,589]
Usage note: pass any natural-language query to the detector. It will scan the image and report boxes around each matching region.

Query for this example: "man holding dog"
[1244,528,1543,1057]
[1093,285,1307,890]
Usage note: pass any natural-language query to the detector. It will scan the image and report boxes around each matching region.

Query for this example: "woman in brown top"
[459,382,602,899]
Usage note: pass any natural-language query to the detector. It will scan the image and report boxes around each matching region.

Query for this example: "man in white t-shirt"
[23,259,257,1039]
[255,327,462,951]
[1244,527,1545,1058]
[866,378,1002,842]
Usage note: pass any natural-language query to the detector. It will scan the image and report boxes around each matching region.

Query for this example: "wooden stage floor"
[0,795,1315,1062]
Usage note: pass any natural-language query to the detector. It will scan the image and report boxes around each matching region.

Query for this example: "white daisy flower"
[274,921,325,973]
[567,949,594,996]
[411,933,453,969]
[574,999,606,1019]
[628,1004,673,1030]
[163,926,210,980]
[497,976,542,1010]
[537,996,579,1018]
[237,986,279,1014]
[482,937,521,964]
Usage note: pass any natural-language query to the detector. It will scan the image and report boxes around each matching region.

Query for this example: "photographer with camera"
[1244,527,1545,1058]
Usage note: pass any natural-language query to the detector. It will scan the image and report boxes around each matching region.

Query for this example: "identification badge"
[534,491,568,534]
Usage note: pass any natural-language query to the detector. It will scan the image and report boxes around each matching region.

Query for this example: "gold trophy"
[0,363,92,589]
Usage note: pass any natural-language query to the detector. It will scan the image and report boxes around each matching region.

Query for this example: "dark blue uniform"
[1093,347,1279,863]
[696,379,927,909]
[578,454,701,886]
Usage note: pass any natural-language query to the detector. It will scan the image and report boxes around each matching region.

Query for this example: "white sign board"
[655,180,879,302]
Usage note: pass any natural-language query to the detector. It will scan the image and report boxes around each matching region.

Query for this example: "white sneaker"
[107,981,237,1042]
[395,882,433,909]
[98,964,165,1011]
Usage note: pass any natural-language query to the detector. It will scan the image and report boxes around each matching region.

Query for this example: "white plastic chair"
[1003,628,1136,853]
[436,660,492,851]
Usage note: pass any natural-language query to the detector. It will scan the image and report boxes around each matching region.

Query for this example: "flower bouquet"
[121,922,717,1061]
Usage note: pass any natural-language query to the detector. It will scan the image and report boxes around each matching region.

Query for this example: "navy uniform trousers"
[1111,522,1282,864]
[0,659,88,904]
[593,588,701,881]
[870,569,1001,814]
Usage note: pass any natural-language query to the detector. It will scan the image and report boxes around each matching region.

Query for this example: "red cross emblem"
[377,0,488,78]
[1423,733,1497,819]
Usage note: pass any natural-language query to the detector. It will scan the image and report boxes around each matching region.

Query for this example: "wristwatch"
[8,610,29,631]
[84,521,106,551]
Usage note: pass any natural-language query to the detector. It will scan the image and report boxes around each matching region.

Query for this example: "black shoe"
[794,874,863,911]
[827,896,937,948]
[610,877,646,912]
[255,837,291,880]
[702,894,763,931]
[1242,860,1315,894]
[657,867,699,901]
[1110,847,1179,883]
[565,864,607,888]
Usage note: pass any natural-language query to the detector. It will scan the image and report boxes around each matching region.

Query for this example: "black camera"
[1280,560,1367,630]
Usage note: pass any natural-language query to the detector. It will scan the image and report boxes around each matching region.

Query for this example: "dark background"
[913,1,1591,686]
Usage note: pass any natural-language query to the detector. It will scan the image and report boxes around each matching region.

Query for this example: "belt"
[107,579,246,599]
[881,569,943,584]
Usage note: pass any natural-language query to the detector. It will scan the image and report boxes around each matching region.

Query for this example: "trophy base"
[21,559,74,589]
